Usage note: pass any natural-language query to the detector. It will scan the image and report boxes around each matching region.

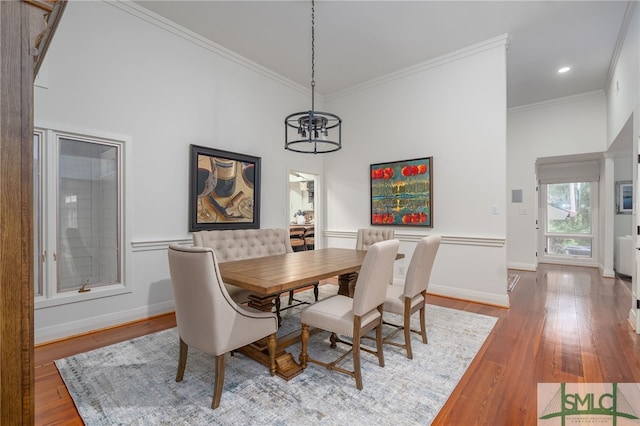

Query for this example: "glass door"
[539,181,598,266]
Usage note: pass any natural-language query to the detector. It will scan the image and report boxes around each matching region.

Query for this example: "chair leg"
[404,305,413,360]
[376,318,385,367]
[313,283,319,301]
[176,338,188,382]
[404,313,413,359]
[420,291,428,344]
[300,323,309,368]
[419,305,428,344]
[288,290,294,305]
[212,354,226,409]
[353,326,363,390]
[267,333,277,376]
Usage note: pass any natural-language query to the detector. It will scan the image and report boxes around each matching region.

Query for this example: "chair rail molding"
[324,230,505,248]
[131,238,193,252]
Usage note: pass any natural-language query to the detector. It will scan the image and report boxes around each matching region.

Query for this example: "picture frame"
[189,145,261,231]
[370,157,433,227]
[615,180,632,215]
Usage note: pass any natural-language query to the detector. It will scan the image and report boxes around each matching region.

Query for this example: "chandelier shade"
[284,0,342,154]
[285,110,342,154]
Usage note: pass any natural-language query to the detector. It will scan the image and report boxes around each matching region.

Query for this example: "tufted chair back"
[355,228,395,250]
[192,228,293,261]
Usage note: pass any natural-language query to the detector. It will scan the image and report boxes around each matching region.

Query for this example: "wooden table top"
[218,248,369,296]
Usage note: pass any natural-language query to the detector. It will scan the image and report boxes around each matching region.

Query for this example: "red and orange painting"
[370,157,432,227]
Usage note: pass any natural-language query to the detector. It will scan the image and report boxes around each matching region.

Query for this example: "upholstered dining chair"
[383,235,441,359]
[344,228,396,296]
[300,239,400,390]
[355,228,395,251]
[167,244,278,409]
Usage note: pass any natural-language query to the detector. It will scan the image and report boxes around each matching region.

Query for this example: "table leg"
[238,345,303,380]
[239,326,325,381]
[338,272,357,297]
[248,293,282,326]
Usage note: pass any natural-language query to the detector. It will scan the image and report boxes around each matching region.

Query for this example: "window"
[35,129,129,308]
[540,181,598,265]
[537,160,599,267]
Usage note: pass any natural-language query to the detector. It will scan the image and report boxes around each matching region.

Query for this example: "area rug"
[507,273,521,292]
[55,288,498,425]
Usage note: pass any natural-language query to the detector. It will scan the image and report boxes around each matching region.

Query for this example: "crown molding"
[108,1,315,99]
[325,34,510,102]
[605,1,638,92]
[507,90,605,114]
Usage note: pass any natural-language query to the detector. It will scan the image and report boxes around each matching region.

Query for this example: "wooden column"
[0,1,65,422]
[1,3,35,422]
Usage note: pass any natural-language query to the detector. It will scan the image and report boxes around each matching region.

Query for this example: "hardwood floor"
[433,264,640,425]
[35,265,640,425]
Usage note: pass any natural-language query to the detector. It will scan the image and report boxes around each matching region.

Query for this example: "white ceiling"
[133,1,631,107]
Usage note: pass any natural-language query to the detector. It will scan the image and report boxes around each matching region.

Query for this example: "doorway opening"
[289,171,317,252]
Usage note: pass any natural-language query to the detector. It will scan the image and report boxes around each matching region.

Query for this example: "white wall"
[506,93,608,271]
[605,3,639,331]
[33,1,324,343]
[607,4,640,147]
[323,36,509,307]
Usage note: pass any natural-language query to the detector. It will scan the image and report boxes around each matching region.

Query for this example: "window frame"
[34,127,132,309]
[538,181,599,268]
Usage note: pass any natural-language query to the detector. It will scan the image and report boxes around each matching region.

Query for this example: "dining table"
[217,247,402,380]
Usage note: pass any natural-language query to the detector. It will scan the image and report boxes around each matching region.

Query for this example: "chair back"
[167,244,244,355]
[192,228,293,261]
[355,228,395,250]
[352,239,400,316]
[403,235,441,298]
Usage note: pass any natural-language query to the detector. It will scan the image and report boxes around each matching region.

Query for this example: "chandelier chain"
[284,0,341,154]
[311,0,315,88]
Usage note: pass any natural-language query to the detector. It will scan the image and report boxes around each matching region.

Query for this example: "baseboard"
[35,300,175,345]
[630,290,639,333]
[599,265,616,278]
[506,262,536,272]
[629,308,638,332]
[428,284,509,308]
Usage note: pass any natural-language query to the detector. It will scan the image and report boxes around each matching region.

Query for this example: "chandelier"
[285,0,342,154]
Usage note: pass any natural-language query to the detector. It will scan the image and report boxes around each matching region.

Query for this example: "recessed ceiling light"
[558,67,571,73]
